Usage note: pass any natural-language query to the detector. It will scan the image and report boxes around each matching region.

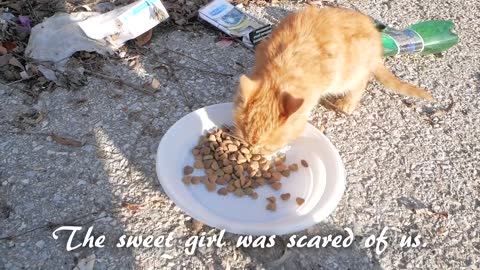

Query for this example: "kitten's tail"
[373,64,434,101]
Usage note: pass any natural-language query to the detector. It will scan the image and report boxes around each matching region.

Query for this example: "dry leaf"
[0,55,11,66]
[9,57,24,70]
[19,111,46,125]
[216,38,233,47]
[126,204,140,211]
[433,212,449,219]
[50,133,83,147]
[2,41,17,52]
[122,202,141,212]
[135,29,153,46]
[38,65,57,81]
[20,71,30,79]
[186,219,204,234]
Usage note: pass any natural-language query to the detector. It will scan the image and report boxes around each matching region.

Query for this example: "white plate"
[156,103,345,235]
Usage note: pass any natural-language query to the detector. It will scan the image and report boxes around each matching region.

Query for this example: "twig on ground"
[164,48,218,70]
[153,61,234,77]
[84,70,156,95]
[233,38,255,53]
[0,208,124,241]
[0,130,50,136]
[25,0,39,22]
[0,130,99,148]
[320,99,349,116]
[372,123,390,135]
[5,78,31,86]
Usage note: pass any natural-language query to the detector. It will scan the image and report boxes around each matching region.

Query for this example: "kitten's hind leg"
[334,78,369,114]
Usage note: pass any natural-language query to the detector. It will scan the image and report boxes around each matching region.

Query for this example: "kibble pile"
[182,126,307,211]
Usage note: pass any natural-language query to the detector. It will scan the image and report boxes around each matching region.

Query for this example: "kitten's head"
[233,75,305,154]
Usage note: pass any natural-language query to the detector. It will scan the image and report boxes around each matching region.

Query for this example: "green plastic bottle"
[377,20,459,56]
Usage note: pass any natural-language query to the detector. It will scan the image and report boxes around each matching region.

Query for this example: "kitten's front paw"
[334,98,357,115]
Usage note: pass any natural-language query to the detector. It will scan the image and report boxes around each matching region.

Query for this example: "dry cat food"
[182,126,308,212]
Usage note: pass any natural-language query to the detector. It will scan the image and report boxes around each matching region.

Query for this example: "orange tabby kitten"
[233,6,433,154]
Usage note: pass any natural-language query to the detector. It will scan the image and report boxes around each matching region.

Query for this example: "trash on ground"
[18,16,31,30]
[25,12,112,67]
[24,0,169,70]
[377,20,459,56]
[78,0,169,49]
[163,0,211,26]
[199,0,271,47]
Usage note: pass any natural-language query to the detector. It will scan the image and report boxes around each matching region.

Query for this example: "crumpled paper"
[24,12,112,67]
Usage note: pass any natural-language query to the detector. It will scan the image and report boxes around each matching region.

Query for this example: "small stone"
[281,170,290,177]
[280,193,291,200]
[35,240,45,249]
[244,188,253,195]
[208,135,216,142]
[151,78,161,89]
[250,192,259,199]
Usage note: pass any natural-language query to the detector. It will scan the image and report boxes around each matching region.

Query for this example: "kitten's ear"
[279,92,304,120]
[238,75,258,102]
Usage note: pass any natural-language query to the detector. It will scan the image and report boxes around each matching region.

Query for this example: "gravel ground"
[1,0,479,269]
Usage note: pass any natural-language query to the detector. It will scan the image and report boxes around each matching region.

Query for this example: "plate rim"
[156,102,346,235]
